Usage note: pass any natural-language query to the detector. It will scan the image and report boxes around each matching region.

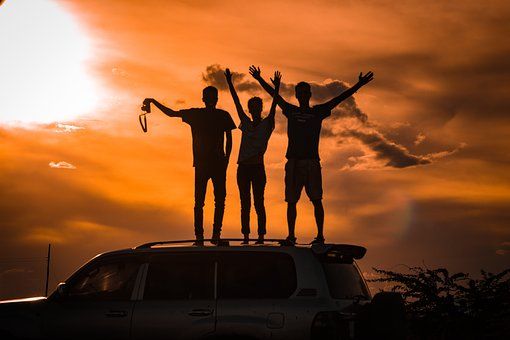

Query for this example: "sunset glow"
[1,0,509,300]
[0,0,100,124]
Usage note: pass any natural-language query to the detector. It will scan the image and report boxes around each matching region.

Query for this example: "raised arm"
[267,70,282,124]
[225,130,232,165]
[224,68,249,122]
[249,65,292,111]
[142,98,181,117]
[322,71,374,111]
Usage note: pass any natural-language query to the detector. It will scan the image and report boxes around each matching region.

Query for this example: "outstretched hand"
[141,98,153,112]
[358,71,374,86]
[224,68,233,82]
[271,70,282,92]
[249,65,261,79]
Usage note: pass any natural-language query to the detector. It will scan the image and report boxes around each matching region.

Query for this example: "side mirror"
[55,282,69,299]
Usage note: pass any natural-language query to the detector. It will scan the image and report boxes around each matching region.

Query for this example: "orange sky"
[1,0,509,299]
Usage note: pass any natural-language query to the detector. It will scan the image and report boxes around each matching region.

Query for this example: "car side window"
[143,253,215,300]
[321,263,370,299]
[66,257,140,301]
[218,252,297,299]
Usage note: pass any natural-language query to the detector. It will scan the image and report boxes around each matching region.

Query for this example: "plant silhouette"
[371,266,510,338]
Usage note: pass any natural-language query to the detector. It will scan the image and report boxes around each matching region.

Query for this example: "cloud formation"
[203,64,459,170]
[55,123,84,133]
[414,132,426,146]
[496,242,510,256]
[340,127,466,170]
[202,64,368,122]
[49,161,76,170]
[341,128,431,169]
[2,0,509,301]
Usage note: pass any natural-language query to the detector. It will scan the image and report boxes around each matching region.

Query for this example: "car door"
[215,251,298,339]
[43,254,142,339]
[131,252,217,340]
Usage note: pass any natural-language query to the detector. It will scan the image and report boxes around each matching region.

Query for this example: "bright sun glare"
[0,0,100,124]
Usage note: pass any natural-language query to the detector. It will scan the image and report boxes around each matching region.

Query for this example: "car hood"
[0,297,46,315]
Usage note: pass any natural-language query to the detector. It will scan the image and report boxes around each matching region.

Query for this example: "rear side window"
[144,253,215,300]
[321,263,370,299]
[218,252,296,299]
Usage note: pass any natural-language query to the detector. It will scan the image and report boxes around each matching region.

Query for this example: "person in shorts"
[250,65,374,244]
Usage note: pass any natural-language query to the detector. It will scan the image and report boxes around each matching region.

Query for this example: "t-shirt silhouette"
[282,104,331,160]
[237,117,274,164]
[180,108,236,167]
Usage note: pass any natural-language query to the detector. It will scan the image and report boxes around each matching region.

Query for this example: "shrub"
[370,267,510,338]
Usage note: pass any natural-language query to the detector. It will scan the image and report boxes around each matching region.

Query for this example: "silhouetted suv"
[0,239,405,339]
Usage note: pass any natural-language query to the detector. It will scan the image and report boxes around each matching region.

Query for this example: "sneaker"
[193,237,204,246]
[241,234,250,245]
[311,236,325,245]
[255,235,265,245]
[280,236,296,246]
[211,233,221,245]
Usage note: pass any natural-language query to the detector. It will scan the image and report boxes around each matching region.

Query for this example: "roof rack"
[135,238,292,249]
[134,240,367,260]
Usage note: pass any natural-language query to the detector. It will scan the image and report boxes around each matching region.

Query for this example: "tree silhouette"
[371,266,510,338]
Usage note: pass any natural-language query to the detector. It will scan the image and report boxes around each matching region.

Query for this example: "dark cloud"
[0,168,191,247]
[320,169,510,275]
[202,64,260,93]
[353,48,510,128]
[0,127,194,299]
[396,199,510,273]
[202,64,368,122]
[341,128,432,168]
[203,65,460,169]
[341,127,465,169]
[371,199,510,275]
[0,165,192,299]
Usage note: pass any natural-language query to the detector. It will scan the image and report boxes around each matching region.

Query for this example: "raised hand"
[224,68,233,83]
[249,65,262,79]
[271,70,282,91]
[358,71,374,86]
[141,98,153,112]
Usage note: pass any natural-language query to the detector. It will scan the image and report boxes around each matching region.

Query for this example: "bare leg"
[287,202,297,239]
[312,199,324,239]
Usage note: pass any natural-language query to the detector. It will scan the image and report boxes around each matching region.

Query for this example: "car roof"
[99,239,367,260]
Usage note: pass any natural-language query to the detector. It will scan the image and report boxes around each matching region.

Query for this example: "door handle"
[188,308,213,317]
[105,310,128,318]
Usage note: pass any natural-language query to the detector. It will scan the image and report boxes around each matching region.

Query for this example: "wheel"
[356,292,407,339]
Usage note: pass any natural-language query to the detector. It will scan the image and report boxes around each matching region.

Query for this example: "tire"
[356,292,406,340]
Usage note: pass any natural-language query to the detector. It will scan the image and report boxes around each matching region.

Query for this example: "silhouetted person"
[249,66,374,244]
[225,68,281,245]
[142,87,236,245]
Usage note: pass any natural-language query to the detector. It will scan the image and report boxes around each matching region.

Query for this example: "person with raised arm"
[249,65,374,245]
[225,68,281,244]
[142,86,237,246]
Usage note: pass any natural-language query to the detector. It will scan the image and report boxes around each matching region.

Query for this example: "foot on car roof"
[280,236,296,246]
[311,236,325,245]
[255,235,264,245]
[211,233,221,245]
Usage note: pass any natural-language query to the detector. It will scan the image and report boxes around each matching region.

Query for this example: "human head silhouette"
[247,97,263,120]
[295,82,311,107]
[202,86,218,108]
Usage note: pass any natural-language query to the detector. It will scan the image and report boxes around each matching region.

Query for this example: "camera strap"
[139,113,148,133]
